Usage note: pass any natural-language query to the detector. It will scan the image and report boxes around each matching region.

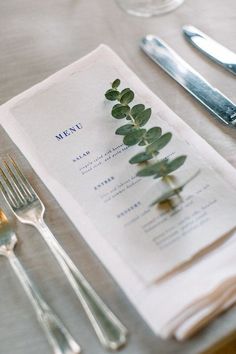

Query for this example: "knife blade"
[140,35,236,127]
[183,25,236,76]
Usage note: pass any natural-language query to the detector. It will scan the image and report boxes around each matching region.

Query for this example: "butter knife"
[140,35,236,127]
[183,25,236,76]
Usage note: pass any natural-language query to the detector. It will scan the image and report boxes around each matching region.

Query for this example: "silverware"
[140,35,236,127]
[183,25,236,76]
[0,209,81,354]
[0,156,128,351]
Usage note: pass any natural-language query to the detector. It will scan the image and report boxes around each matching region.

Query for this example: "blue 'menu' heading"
[55,123,83,141]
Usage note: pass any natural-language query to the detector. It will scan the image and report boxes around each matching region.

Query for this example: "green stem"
[163,175,182,201]
[127,113,137,126]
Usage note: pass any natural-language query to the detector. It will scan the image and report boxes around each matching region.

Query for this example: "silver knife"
[183,25,236,76]
[140,35,236,127]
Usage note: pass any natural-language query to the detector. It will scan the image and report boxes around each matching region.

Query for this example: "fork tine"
[8,155,36,201]
[0,165,25,206]
[3,159,28,205]
[0,173,19,209]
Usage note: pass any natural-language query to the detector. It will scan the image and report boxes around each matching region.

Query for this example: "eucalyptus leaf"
[137,160,168,177]
[146,127,162,143]
[138,127,162,146]
[150,188,182,206]
[112,79,120,89]
[120,90,134,105]
[152,170,200,204]
[129,152,152,164]
[120,88,130,96]
[135,108,152,126]
[105,89,119,101]
[167,155,187,174]
[115,124,136,135]
[123,129,146,146]
[112,104,130,119]
[151,170,201,206]
[154,160,170,178]
[131,104,145,118]
[153,170,169,179]
[146,132,172,154]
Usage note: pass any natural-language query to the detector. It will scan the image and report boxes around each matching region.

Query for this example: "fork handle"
[36,220,128,351]
[8,252,81,354]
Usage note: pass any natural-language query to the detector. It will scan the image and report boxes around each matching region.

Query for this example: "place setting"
[0,1,236,353]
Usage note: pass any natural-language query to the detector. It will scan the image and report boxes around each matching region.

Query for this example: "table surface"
[0,1,236,353]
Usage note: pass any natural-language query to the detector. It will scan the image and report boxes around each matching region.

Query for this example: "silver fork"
[0,208,81,354]
[0,156,128,351]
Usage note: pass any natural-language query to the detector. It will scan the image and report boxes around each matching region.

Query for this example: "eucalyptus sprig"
[105,79,196,206]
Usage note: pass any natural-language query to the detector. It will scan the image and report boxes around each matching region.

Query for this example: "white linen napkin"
[150,231,236,339]
[1,44,236,340]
